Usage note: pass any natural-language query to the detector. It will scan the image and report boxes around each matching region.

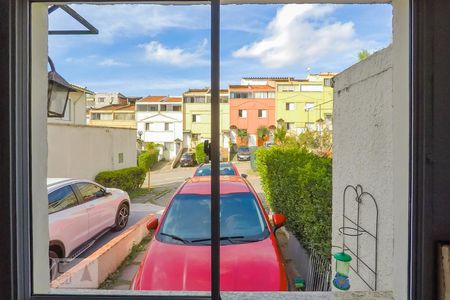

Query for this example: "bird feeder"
[333,251,352,290]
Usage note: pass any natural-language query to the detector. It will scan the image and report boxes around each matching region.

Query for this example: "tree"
[257,126,269,141]
[274,127,287,144]
[358,49,371,61]
[237,128,248,145]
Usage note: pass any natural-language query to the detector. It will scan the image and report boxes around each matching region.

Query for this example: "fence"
[306,249,332,291]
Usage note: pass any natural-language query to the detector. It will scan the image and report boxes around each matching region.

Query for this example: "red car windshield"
[157,192,269,245]
[194,164,236,176]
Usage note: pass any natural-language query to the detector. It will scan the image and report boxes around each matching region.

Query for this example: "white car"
[48,178,130,266]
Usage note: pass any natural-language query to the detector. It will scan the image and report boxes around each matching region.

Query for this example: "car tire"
[49,250,59,281]
[113,203,129,231]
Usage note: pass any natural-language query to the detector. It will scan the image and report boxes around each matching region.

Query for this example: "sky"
[47,3,392,96]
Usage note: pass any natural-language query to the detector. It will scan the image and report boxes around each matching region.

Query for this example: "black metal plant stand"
[338,184,379,290]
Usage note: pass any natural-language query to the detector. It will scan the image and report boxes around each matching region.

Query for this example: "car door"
[48,185,89,257]
[74,182,116,239]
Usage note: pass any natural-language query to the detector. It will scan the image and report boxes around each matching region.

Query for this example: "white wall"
[332,46,393,291]
[47,124,136,180]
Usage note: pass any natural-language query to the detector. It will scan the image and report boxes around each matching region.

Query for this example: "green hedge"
[138,149,159,170]
[195,143,208,164]
[95,167,146,192]
[256,147,332,258]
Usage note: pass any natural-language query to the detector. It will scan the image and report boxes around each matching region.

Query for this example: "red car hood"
[133,237,287,291]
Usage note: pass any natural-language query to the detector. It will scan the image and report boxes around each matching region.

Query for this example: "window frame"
[0,1,440,300]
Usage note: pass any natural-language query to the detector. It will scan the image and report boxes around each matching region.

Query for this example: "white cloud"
[98,58,129,67]
[140,39,208,67]
[233,4,368,69]
[49,4,210,43]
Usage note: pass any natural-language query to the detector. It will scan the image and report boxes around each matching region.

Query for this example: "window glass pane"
[48,186,78,214]
[76,183,103,202]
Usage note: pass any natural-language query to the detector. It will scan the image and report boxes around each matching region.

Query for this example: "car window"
[158,192,268,245]
[239,147,249,152]
[76,182,104,202]
[48,185,79,214]
[194,164,237,176]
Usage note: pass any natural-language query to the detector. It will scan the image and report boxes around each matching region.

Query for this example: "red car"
[131,176,288,291]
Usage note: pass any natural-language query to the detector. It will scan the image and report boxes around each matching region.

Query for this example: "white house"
[136,96,183,160]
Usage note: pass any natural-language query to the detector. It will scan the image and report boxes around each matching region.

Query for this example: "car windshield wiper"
[191,236,245,244]
[160,232,190,244]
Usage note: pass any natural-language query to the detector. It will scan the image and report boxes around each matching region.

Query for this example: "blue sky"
[48,4,392,96]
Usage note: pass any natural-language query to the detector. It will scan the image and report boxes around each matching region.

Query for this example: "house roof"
[69,84,94,95]
[229,85,275,91]
[183,88,228,95]
[139,96,182,103]
[90,104,135,112]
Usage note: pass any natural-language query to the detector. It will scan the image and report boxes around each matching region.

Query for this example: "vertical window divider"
[210,0,221,299]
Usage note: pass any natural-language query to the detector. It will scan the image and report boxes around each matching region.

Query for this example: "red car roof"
[179,176,250,195]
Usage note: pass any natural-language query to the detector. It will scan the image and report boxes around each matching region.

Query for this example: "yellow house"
[88,104,136,129]
[275,73,336,133]
[182,88,230,156]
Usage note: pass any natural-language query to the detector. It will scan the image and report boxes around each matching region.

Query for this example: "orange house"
[229,84,276,147]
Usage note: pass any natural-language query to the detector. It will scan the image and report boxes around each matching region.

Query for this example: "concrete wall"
[48,124,137,180]
[332,46,393,291]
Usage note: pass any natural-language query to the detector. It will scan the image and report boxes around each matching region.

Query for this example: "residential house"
[86,92,128,109]
[47,84,93,126]
[88,104,136,129]
[136,96,183,160]
[182,88,230,159]
[229,81,276,147]
[275,73,336,134]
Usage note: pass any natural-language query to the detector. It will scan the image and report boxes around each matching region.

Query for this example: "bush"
[256,146,332,259]
[195,143,208,164]
[95,167,146,192]
[138,149,159,170]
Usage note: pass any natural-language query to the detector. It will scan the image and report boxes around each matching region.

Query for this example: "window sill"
[49,289,393,300]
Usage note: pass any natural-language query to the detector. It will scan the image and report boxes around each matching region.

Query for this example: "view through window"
[32,1,396,297]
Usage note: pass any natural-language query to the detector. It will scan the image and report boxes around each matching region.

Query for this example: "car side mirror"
[95,190,106,198]
[146,217,159,231]
[272,214,286,231]
[241,174,248,179]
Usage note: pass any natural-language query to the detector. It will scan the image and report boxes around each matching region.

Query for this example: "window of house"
[164,123,170,131]
[325,113,333,124]
[184,96,194,103]
[192,114,201,122]
[145,123,150,131]
[194,96,206,103]
[286,122,295,130]
[258,109,267,118]
[278,84,298,92]
[306,122,315,130]
[149,104,158,111]
[239,109,248,118]
[114,113,135,120]
[172,105,181,111]
[160,104,167,111]
[324,78,332,87]
[304,102,315,111]
[300,84,323,92]
[230,92,250,99]
[118,153,124,163]
[286,103,296,111]
[98,97,105,103]
[220,96,229,103]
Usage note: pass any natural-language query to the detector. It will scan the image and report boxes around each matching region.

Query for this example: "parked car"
[236,146,251,161]
[131,176,288,291]
[264,141,275,148]
[180,152,196,167]
[193,162,239,177]
[48,178,130,276]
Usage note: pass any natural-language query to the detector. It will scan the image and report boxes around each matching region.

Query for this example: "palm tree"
[358,49,371,61]
[257,126,269,143]
[237,128,248,145]
[274,127,287,144]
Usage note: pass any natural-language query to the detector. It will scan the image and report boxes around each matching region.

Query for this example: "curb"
[50,214,155,289]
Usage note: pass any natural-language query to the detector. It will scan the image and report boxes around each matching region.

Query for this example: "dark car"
[180,153,196,167]
[237,146,251,161]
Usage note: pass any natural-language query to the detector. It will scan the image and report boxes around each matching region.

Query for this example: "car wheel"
[113,203,129,231]
[49,250,59,281]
